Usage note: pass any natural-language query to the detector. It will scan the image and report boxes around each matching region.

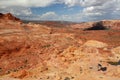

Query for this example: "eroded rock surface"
[0,13,120,80]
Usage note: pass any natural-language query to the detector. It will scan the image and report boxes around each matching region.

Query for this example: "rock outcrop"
[83,40,108,48]
[71,20,120,30]
[0,13,23,29]
[0,13,21,22]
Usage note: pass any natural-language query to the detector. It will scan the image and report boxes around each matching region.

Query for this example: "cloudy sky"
[0,0,120,22]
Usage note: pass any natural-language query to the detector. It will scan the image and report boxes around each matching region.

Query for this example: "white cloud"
[39,12,82,21]
[60,0,80,7]
[20,11,80,22]
[40,12,58,20]
[0,0,120,22]
[80,0,109,7]
[79,0,120,21]
[0,7,32,16]
[0,0,81,7]
[0,0,56,7]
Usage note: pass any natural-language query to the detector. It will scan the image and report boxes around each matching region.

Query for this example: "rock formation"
[0,13,120,80]
[71,20,120,30]
[0,13,21,22]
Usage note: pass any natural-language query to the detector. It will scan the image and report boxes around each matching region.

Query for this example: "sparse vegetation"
[107,60,120,66]
[64,77,70,80]
[98,64,107,71]
[42,44,51,48]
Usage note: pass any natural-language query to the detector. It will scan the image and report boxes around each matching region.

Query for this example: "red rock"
[0,13,22,22]
[71,20,120,30]
[0,13,119,80]
[10,70,28,79]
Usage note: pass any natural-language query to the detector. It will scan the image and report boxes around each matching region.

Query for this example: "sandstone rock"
[111,46,120,61]
[83,40,108,48]
[111,46,120,55]
[0,13,21,22]
[10,70,28,79]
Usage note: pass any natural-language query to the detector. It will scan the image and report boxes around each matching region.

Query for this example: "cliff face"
[0,13,120,80]
[71,20,120,30]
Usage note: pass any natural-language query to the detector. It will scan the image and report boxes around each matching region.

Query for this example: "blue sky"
[31,4,83,15]
[0,0,120,22]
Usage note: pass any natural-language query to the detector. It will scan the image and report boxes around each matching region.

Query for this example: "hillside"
[0,13,120,80]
